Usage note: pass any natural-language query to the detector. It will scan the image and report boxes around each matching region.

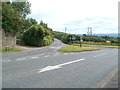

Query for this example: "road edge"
[95,67,118,88]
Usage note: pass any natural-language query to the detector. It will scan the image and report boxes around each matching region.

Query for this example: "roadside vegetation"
[59,46,100,52]
[2,1,54,50]
[54,31,119,47]
[21,21,54,46]
[0,49,21,53]
[72,43,119,48]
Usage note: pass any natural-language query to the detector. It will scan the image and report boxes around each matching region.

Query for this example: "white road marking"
[64,53,69,55]
[44,55,50,57]
[31,57,39,59]
[70,53,75,54]
[16,58,26,61]
[39,54,44,55]
[38,58,85,73]
[100,67,118,88]
[93,53,108,57]
[2,60,11,62]
[54,53,60,56]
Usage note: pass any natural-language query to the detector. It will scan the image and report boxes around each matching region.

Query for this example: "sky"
[28,0,119,34]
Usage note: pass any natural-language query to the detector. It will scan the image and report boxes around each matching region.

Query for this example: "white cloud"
[28,0,119,33]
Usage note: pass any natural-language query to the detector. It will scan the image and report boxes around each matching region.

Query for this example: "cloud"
[63,17,117,34]
[28,0,118,34]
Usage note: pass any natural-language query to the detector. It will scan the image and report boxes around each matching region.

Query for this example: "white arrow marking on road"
[37,58,85,73]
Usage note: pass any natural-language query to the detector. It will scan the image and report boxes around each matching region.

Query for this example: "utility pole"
[87,27,92,46]
[65,27,67,33]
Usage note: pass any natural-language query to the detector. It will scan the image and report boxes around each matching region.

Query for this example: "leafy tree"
[40,21,48,29]
[2,2,23,35]
[24,18,37,30]
[11,1,31,19]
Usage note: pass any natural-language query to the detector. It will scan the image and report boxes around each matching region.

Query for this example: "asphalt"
[2,39,118,88]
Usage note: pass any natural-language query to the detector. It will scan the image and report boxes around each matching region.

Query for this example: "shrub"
[22,24,54,46]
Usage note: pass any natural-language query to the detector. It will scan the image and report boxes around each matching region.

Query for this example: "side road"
[17,38,67,52]
[2,38,68,58]
[5,38,67,54]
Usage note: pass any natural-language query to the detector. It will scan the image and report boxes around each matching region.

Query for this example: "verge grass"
[71,44,119,48]
[0,48,21,53]
[58,46,100,52]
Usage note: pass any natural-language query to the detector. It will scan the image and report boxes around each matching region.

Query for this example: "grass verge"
[0,48,21,53]
[58,46,100,52]
[71,44,119,48]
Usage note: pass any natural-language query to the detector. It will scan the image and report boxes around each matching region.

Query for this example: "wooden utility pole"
[65,27,67,33]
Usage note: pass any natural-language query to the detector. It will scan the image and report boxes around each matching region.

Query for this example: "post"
[87,27,90,46]
[80,36,83,47]
[65,27,66,33]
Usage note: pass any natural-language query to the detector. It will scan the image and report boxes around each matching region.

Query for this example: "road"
[2,39,118,88]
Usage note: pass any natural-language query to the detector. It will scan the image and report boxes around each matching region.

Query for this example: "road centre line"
[31,57,39,59]
[64,53,69,55]
[2,60,11,62]
[93,53,108,57]
[16,58,26,61]
[39,54,44,55]
[38,58,85,73]
[44,55,50,57]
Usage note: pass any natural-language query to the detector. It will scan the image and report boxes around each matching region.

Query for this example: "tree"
[2,2,23,35]
[11,1,31,19]
[40,20,48,29]
[24,18,37,30]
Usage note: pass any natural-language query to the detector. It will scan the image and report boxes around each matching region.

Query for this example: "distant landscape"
[78,33,119,37]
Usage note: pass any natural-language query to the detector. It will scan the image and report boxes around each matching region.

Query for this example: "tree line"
[54,31,119,46]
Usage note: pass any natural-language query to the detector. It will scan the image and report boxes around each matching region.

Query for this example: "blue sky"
[28,0,119,34]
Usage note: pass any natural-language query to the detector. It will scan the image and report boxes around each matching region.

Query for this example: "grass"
[58,46,100,52]
[0,48,21,53]
[71,43,119,48]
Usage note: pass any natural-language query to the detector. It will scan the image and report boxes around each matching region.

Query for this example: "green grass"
[71,43,119,48]
[0,48,21,53]
[58,46,100,52]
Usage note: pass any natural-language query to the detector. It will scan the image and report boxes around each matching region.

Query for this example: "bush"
[55,32,70,44]
[22,24,54,46]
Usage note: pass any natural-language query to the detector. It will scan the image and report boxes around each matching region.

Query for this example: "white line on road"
[38,58,85,73]
[44,55,50,57]
[54,53,60,56]
[16,58,26,61]
[93,53,108,57]
[39,54,44,55]
[31,57,39,59]
[2,60,11,62]
[64,53,69,55]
